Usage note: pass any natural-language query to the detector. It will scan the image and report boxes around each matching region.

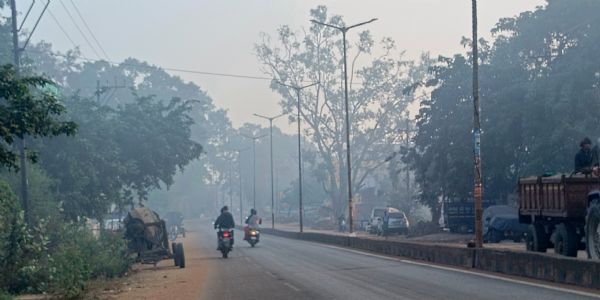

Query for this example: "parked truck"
[518,173,600,258]
[443,198,494,233]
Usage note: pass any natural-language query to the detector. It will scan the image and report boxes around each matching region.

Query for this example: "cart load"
[124,207,185,268]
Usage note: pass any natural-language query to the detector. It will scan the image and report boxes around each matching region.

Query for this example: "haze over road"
[196,223,599,300]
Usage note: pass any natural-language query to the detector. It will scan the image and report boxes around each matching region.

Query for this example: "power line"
[37,49,276,80]
[58,0,103,59]
[68,0,110,60]
[48,9,79,51]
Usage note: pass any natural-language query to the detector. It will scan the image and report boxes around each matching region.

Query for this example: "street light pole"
[253,113,284,229]
[275,81,319,233]
[311,17,377,234]
[242,133,267,210]
[471,0,484,248]
[232,148,249,224]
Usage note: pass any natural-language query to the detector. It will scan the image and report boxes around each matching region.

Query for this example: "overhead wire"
[68,0,111,60]
[57,0,103,60]
[47,8,79,52]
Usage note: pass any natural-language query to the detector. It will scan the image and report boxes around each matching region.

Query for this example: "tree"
[410,0,600,221]
[256,6,426,214]
[38,95,203,219]
[0,64,77,169]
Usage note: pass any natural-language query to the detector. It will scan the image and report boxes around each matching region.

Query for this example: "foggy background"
[30,0,544,133]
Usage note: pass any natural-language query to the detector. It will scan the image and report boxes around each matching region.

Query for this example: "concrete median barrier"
[260,227,600,289]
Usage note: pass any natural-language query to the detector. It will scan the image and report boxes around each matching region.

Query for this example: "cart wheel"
[175,243,185,268]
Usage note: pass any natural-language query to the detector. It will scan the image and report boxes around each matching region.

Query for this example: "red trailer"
[518,173,600,258]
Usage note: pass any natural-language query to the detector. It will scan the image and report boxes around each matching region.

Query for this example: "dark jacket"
[575,149,594,172]
[214,212,235,229]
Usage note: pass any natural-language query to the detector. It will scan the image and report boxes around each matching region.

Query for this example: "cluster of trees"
[409,0,600,220]
[0,5,216,294]
[252,1,600,224]
[256,6,428,217]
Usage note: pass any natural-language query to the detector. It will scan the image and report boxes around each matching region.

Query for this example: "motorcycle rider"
[244,209,261,240]
[214,206,235,248]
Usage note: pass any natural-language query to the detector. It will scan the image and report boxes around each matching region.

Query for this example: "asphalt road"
[197,224,600,300]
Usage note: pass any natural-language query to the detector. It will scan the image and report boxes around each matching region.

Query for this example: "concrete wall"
[260,228,600,289]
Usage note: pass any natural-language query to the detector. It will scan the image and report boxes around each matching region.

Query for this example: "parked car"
[368,207,409,236]
[483,205,528,243]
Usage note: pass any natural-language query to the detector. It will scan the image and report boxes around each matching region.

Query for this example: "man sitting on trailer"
[575,137,594,173]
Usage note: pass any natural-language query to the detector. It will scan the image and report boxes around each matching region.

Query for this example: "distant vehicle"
[217,228,234,258]
[367,207,409,236]
[164,211,185,240]
[245,228,260,247]
[518,173,600,258]
[483,205,528,243]
[443,199,494,233]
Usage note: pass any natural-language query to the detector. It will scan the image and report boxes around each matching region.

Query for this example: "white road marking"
[284,282,301,292]
[318,244,600,298]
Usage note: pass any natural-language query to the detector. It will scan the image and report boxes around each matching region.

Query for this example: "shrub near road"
[0,181,132,298]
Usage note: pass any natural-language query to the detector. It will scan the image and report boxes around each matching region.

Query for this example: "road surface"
[197,223,599,300]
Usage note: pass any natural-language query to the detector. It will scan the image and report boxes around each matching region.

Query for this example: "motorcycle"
[217,228,234,258]
[246,228,260,247]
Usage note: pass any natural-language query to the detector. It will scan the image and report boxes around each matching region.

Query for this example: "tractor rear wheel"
[586,199,600,259]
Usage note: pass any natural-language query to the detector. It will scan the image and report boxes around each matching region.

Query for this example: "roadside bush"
[45,223,131,298]
[0,290,13,300]
[0,180,132,298]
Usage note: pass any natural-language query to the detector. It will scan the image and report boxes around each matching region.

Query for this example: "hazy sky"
[27,0,545,132]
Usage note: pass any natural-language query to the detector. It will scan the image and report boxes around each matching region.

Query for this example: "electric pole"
[311,18,377,234]
[253,113,284,229]
[275,81,318,233]
[10,0,50,224]
[472,0,484,248]
[242,133,267,210]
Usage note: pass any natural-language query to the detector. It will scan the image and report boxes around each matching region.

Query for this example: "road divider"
[259,228,600,290]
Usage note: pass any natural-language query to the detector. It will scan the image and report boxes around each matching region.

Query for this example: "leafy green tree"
[410,0,600,221]
[38,95,203,219]
[0,65,77,170]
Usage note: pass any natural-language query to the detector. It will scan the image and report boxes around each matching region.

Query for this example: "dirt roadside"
[87,220,208,300]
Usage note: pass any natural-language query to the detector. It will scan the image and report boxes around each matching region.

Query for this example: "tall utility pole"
[10,0,50,224]
[242,133,267,210]
[275,81,318,233]
[232,148,247,224]
[311,18,377,234]
[229,160,233,209]
[253,113,284,229]
[472,0,483,248]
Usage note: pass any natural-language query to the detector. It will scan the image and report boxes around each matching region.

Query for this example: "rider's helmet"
[250,208,257,215]
[221,206,229,213]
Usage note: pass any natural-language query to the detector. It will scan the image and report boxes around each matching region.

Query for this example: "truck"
[518,173,600,258]
[443,198,494,233]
